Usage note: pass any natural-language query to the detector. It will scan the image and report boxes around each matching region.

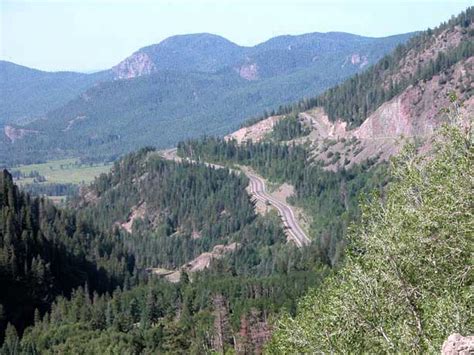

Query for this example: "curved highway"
[159,148,311,247]
[246,171,310,247]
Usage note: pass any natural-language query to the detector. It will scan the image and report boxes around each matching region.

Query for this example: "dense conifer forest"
[0,151,329,353]
[0,7,471,353]
[243,7,473,128]
[178,137,387,265]
[0,170,136,340]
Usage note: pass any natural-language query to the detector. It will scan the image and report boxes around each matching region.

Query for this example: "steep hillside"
[0,61,111,124]
[268,109,473,353]
[233,7,473,171]
[256,7,473,127]
[177,7,473,267]
[113,32,413,81]
[1,148,327,353]
[0,169,134,338]
[0,31,413,165]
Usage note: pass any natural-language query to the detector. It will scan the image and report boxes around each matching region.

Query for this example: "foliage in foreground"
[268,118,473,353]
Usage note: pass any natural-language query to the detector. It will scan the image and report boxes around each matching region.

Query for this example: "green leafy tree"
[268,114,473,353]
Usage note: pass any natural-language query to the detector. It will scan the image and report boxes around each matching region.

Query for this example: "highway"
[159,148,311,247]
[245,171,310,247]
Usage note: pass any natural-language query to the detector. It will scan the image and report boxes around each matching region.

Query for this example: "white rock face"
[112,52,157,79]
[442,334,474,355]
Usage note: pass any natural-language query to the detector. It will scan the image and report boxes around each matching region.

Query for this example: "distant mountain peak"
[112,51,157,80]
[112,33,243,79]
[111,31,414,80]
[155,32,239,48]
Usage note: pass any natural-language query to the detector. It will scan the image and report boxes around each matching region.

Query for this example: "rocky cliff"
[112,52,157,79]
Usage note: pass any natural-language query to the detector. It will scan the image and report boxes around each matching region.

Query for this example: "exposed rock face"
[233,53,472,173]
[149,242,239,283]
[120,202,147,233]
[442,334,474,355]
[4,125,38,143]
[343,53,368,68]
[300,109,348,140]
[184,242,238,273]
[225,115,282,144]
[236,63,259,80]
[112,52,157,79]
[355,57,473,140]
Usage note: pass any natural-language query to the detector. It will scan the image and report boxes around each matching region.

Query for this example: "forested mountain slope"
[249,7,473,128]
[229,7,473,172]
[268,106,473,354]
[0,61,111,125]
[0,149,331,352]
[176,6,473,289]
[1,8,471,354]
[0,170,135,339]
[1,32,413,165]
[113,32,412,80]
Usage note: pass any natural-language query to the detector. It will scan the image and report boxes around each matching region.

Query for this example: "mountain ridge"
[1,31,414,164]
[112,31,414,80]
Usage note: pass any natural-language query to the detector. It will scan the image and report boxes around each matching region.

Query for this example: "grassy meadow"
[12,158,112,185]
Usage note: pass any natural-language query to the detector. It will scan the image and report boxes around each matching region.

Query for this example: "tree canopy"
[268,113,473,353]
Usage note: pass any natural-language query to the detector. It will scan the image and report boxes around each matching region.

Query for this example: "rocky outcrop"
[343,53,369,68]
[289,56,472,171]
[112,52,157,79]
[236,62,259,80]
[149,242,239,283]
[387,23,472,88]
[231,52,472,173]
[4,125,38,143]
[355,56,473,141]
[442,334,474,355]
[184,242,238,273]
[225,115,283,144]
[120,202,147,233]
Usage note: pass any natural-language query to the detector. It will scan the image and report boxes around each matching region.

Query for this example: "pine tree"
[2,323,19,354]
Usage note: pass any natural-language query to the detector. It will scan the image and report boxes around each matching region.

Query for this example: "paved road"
[245,171,310,247]
[159,148,310,247]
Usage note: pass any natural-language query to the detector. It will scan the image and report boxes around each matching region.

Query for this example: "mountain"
[1,31,414,165]
[112,33,243,78]
[113,32,413,80]
[0,150,325,352]
[268,93,472,353]
[230,7,473,171]
[0,8,472,353]
[0,61,111,124]
[176,6,474,263]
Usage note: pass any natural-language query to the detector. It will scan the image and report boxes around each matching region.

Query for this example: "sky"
[0,0,471,72]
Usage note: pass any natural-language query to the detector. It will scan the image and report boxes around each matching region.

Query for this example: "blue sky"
[1,0,471,72]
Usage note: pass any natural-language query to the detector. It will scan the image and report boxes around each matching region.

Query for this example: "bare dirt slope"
[148,242,239,283]
[235,56,473,171]
[225,115,283,144]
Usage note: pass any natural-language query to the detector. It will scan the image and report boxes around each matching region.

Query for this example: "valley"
[8,158,112,204]
[159,148,310,247]
[1,31,414,166]
[0,5,472,354]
